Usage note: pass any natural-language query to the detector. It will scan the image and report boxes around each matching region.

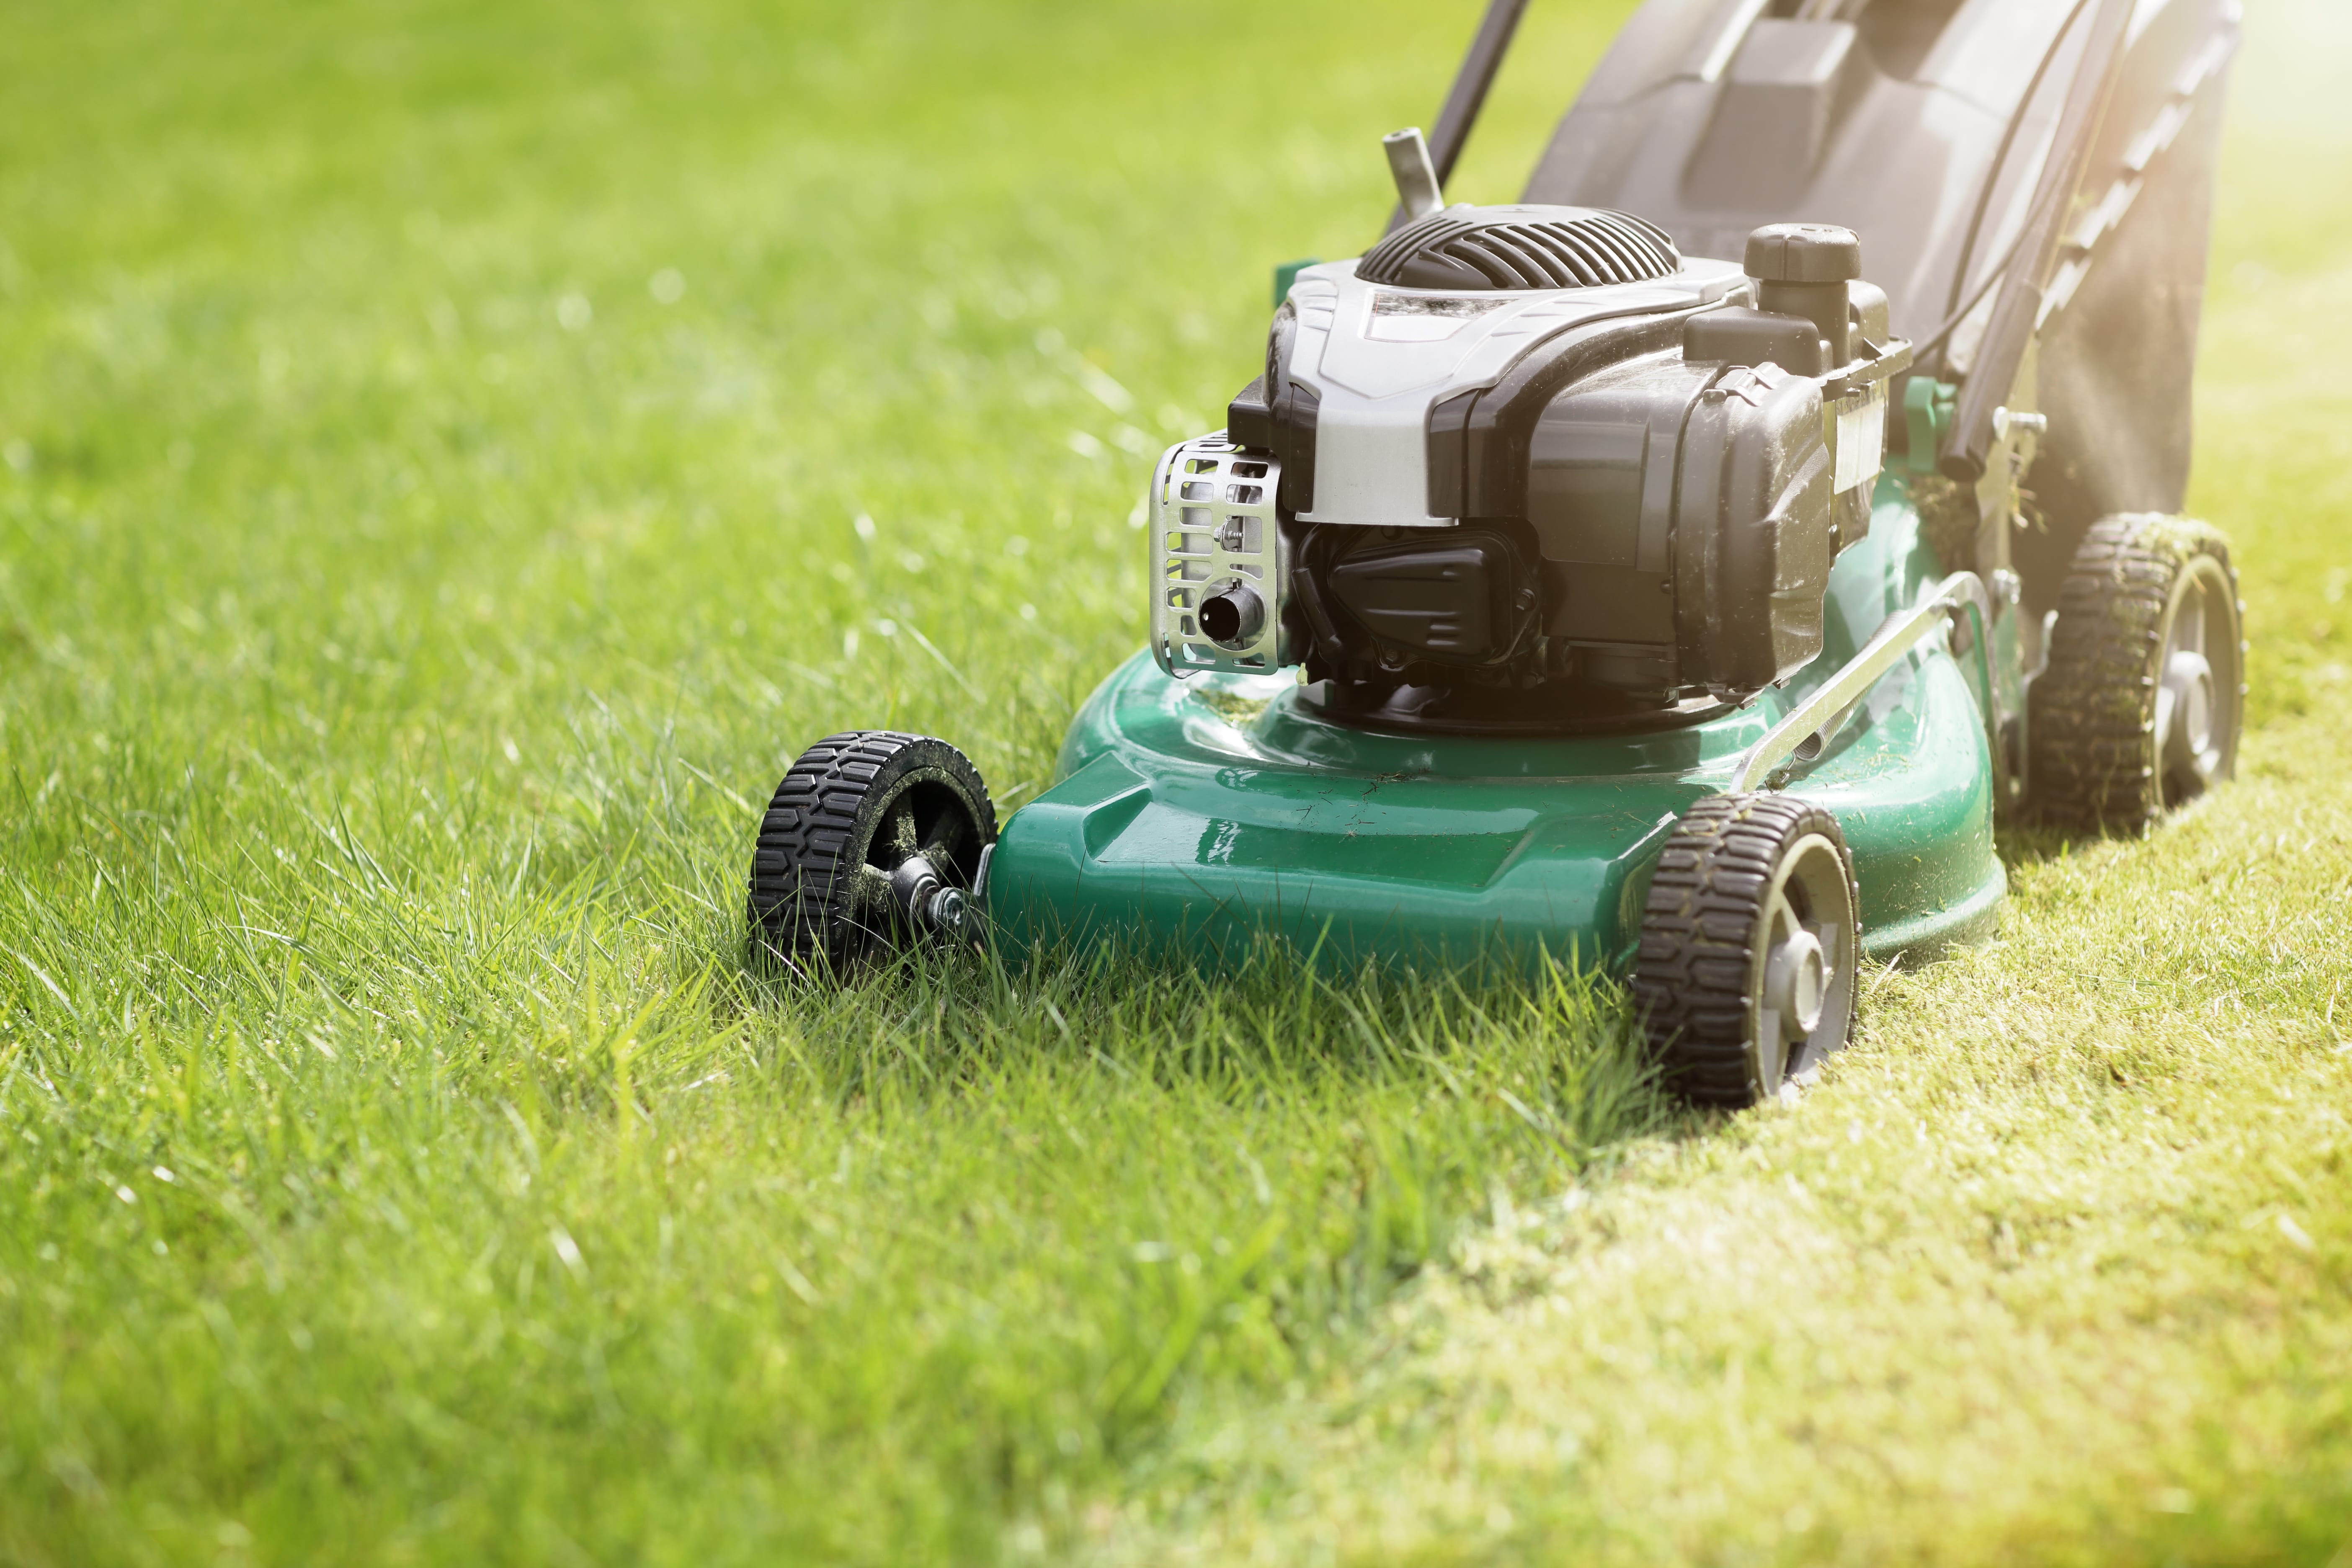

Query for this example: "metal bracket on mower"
[1728,570,1996,794]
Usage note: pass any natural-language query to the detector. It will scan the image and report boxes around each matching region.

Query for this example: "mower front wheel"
[1632,793,1860,1107]
[747,731,997,972]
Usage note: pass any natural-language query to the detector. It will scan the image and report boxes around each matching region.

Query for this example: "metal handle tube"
[1383,0,1533,235]
[1727,572,1994,794]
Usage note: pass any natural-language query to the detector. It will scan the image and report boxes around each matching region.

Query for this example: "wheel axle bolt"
[926,886,980,942]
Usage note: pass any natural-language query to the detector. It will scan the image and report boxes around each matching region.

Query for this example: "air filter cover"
[1356,204,1683,293]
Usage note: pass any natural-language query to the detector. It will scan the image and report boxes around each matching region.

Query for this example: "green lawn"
[1,0,2347,1563]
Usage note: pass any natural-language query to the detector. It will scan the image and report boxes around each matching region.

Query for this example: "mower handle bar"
[1937,0,2138,483]
[1399,0,2162,488]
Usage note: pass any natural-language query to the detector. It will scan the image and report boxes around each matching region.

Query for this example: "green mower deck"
[987,481,2004,974]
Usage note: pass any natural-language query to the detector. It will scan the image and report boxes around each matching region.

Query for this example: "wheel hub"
[887,852,985,943]
[888,853,946,923]
[2150,564,2236,801]
[2158,648,2215,774]
[1751,832,1853,1096]
[1764,928,1828,1038]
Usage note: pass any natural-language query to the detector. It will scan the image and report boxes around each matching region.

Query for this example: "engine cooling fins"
[1356,204,1681,292]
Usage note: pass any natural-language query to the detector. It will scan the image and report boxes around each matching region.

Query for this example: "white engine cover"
[1281,246,1746,529]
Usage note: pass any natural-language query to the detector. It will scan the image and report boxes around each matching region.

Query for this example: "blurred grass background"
[0,0,2347,1563]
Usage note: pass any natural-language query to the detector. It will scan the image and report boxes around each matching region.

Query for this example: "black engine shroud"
[1228,229,1893,719]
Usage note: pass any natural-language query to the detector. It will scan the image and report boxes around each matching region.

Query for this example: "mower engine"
[1152,186,1909,717]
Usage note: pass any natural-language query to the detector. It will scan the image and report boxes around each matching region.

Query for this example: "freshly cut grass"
[0,0,2347,1562]
[1088,712,2352,1566]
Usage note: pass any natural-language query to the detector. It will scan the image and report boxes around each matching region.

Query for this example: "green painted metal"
[1903,379,1958,476]
[986,477,2004,972]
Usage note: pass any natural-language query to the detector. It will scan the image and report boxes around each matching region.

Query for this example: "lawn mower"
[747,0,2246,1106]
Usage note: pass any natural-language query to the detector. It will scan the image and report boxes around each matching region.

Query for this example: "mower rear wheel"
[2029,515,2243,830]
[1632,793,1860,1107]
[747,731,996,971]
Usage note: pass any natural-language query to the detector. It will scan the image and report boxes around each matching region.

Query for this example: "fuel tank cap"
[1743,223,1862,284]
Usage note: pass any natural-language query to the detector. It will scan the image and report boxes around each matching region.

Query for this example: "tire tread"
[746,731,993,969]
[2028,514,2236,830]
[1631,793,1857,1107]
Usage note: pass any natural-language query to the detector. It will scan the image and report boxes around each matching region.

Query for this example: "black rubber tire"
[2028,514,2244,830]
[1632,793,1860,1108]
[746,731,996,971]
